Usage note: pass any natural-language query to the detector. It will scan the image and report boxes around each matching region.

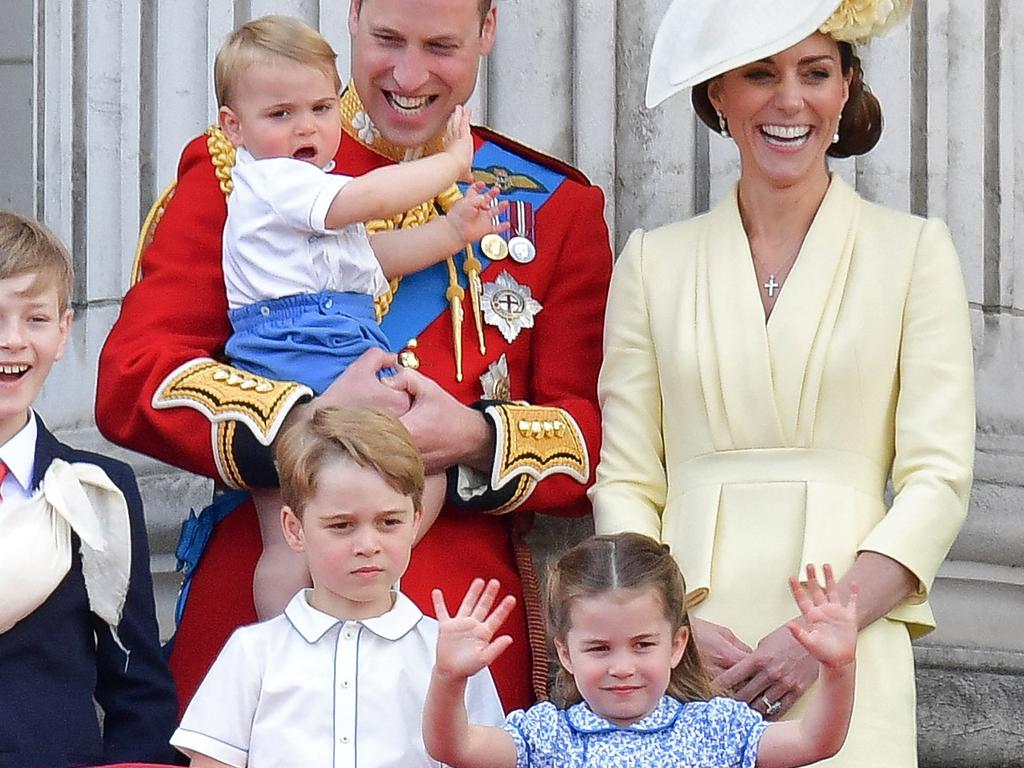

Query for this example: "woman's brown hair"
[691,40,882,159]
[546,532,716,706]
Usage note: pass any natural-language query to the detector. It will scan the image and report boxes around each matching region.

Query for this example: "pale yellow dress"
[591,177,974,767]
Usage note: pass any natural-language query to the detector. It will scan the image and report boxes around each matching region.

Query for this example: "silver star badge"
[482,271,543,344]
[480,354,512,400]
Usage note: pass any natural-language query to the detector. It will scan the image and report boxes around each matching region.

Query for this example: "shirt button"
[340,680,350,688]
[324,298,334,309]
[343,629,354,640]
[260,305,271,317]
[340,735,351,744]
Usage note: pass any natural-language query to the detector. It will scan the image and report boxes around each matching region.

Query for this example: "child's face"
[0,273,71,445]
[281,456,421,620]
[555,587,689,728]
[219,57,342,169]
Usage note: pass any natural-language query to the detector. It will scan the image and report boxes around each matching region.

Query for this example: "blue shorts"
[225,291,392,395]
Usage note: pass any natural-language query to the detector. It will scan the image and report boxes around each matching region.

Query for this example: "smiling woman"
[591,1,975,766]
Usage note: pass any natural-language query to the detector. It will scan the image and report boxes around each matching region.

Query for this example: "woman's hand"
[691,617,752,678]
[432,578,516,682]
[715,621,819,719]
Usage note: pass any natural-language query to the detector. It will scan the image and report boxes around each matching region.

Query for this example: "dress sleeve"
[171,627,264,767]
[589,228,666,541]
[93,462,179,764]
[857,218,975,620]
[503,702,562,768]
[700,697,768,768]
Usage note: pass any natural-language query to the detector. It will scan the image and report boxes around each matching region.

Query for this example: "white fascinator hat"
[645,0,912,108]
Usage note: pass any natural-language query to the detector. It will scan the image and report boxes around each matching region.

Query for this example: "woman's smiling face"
[709,32,851,191]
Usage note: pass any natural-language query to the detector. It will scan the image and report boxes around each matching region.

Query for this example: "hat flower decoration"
[821,0,912,43]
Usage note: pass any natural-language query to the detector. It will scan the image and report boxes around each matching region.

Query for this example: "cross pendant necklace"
[764,274,780,297]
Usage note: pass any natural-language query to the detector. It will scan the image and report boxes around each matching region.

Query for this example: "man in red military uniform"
[96,0,611,714]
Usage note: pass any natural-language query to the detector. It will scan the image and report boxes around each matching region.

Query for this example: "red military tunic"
[96,87,611,715]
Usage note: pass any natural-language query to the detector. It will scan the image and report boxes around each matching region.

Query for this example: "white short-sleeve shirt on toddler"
[223,148,389,310]
[171,589,505,768]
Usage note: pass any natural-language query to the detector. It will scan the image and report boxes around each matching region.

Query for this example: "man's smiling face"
[348,0,496,148]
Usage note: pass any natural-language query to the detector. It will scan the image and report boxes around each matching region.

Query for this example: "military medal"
[482,271,543,343]
[481,194,508,260]
[507,201,536,264]
[479,354,512,401]
[481,233,508,261]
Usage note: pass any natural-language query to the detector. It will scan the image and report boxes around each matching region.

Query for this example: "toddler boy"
[213,15,506,617]
[0,211,177,768]
[171,406,504,767]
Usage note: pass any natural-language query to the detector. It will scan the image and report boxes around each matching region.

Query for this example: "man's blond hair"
[0,211,74,312]
[215,15,342,108]
[276,406,425,515]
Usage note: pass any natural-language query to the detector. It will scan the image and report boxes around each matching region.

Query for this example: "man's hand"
[279,349,411,446]
[387,367,495,474]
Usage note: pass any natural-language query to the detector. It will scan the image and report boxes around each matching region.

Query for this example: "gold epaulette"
[152,359,312,488]
[482,403,589,514]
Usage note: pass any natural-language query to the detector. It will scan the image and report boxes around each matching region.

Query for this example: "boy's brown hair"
[215,15,342,108]
[0,211,74,311]
[276,406,425,515]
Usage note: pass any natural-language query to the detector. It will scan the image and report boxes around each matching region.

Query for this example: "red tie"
[0,461,8,503]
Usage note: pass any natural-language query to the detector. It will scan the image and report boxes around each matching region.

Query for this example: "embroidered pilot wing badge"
[482,272,542,344]
[473,166,549,194]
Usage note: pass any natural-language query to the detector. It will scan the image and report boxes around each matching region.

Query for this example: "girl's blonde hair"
[546,532,716,705]
[215,15,341,108]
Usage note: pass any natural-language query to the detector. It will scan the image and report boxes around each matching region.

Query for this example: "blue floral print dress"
[503,695,767,767]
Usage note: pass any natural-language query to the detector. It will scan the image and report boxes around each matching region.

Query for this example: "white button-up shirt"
[223,148,388,310]
[171,590,504,768]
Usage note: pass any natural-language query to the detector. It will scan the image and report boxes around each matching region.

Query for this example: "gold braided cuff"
[153,359,312,484]
[484,404,590,507]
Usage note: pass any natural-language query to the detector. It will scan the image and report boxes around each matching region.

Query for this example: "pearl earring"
[717,111,729,138]
[832,114,841,144]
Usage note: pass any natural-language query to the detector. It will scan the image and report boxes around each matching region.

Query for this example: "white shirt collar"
[0,411,37,494]
[284,589,423,644]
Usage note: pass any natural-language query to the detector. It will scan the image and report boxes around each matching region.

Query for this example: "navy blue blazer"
[0,416,178,768]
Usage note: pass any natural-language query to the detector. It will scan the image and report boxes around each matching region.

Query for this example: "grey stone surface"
[916,663,1024,768]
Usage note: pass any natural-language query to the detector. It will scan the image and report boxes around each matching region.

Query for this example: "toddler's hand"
[445,181,509,244]
[787,564,857,670]
[443,105,475,183]
[432,578,516,682]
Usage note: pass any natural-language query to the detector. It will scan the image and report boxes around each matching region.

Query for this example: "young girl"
[424,533,858,767]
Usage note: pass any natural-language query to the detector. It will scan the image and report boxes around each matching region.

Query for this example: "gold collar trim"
[339,85,446,162]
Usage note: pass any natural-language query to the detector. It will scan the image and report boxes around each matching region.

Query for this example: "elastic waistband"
[671,448,886,497]
[229,291,375,330]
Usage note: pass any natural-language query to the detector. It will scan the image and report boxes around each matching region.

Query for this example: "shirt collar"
[0,411,37,493]
[284,589,423,644]
[565,695,682,734]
